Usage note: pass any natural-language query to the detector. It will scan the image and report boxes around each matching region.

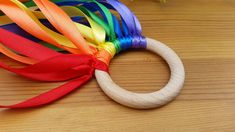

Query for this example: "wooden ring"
[95,38,185,109]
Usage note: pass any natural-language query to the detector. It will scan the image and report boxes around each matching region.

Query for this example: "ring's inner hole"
[109,49,170,93]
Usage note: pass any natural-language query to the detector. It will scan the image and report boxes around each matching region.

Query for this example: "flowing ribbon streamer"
[0,1,109,63]
[50,0,146,50]
[0,28,108,108]
[0,0,147,108]
[1,0,122,64]
[0,0,109,108]
[0,0,102,54]
[52,0,146,52]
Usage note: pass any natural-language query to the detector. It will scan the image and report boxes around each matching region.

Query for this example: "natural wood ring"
[95,38,185,109]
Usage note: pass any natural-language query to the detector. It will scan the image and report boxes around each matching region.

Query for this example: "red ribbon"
[0,28,108,108]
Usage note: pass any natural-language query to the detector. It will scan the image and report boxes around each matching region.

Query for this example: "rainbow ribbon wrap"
[0,0,148,108]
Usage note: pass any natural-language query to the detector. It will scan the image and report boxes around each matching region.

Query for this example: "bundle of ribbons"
[0,0,147,108]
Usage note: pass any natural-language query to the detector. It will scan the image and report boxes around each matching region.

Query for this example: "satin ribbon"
[0,0,146,75]
[0,0,146,73]
[47,0,146,50]
[0,0,104,54]
[0,0,110,108]
[0,0,147,108]
[0,28,108,108]
[0,0,146,52]
[0,0,119,108]
[53,0,146,51]
[0,0,141,39]
[0,0,109,63]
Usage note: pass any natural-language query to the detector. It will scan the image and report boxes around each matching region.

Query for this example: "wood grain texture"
[0,0,235,131]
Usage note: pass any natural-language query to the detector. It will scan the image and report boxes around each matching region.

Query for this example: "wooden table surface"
[1,0,235,131]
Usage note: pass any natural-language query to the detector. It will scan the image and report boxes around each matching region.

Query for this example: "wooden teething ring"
[95,38,185,109]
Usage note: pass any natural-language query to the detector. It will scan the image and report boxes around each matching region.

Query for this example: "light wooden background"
[1,0,235,131]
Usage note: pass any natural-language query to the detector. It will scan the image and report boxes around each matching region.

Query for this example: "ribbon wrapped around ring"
[0,0,185,109]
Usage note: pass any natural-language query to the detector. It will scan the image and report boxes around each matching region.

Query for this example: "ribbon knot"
[110,36,147,54]
[1,54,108,82]
[117,36,133,51]
[92,56,109,71]
[131,36,147,49]
[0,48,108,108]
[0,0,147,109]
